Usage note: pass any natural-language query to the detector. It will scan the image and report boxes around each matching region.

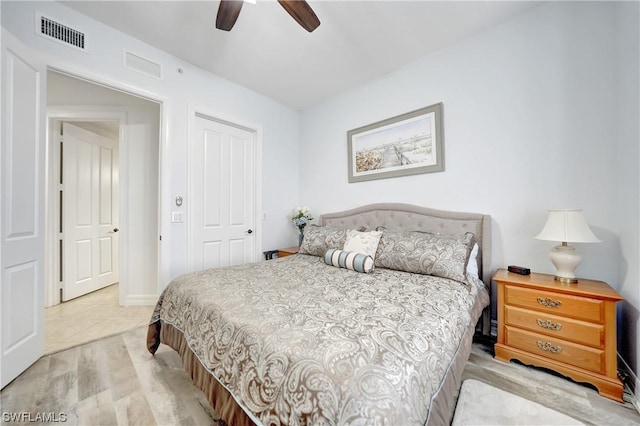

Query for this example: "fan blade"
[278,0,320,32]
[216,0,244,31]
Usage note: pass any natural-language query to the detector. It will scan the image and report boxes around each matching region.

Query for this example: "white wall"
[48,71,161,304]
[2,1,301,292]
[613,1,640,394]
[301,2,618,279]
[299,1,639,379]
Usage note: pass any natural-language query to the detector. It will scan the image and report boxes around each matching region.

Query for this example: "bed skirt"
[147,320,254,426]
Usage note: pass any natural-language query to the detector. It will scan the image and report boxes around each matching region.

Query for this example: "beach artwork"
[348,103,444,182]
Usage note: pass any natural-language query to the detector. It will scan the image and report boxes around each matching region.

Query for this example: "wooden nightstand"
[493,268,624,401]
[278,246,299,258]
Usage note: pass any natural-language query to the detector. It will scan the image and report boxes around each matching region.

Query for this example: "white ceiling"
[62,1,543,111]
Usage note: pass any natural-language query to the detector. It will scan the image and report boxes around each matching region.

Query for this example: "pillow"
[299,225,350,257]
[466,243,479,278]
[324,249,374,273]
[375,230,475,283]
[343,230,383,259]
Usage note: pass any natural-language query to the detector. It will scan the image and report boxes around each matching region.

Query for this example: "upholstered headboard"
[318,203,492,289]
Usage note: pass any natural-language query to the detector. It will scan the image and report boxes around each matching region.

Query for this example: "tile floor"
[44,284,155,354]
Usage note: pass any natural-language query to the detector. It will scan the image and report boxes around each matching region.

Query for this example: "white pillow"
[343,230,383,259]
[466,243,479,278]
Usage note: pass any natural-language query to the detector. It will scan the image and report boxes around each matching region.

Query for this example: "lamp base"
[549,243,582,283]
[554,275,578,284]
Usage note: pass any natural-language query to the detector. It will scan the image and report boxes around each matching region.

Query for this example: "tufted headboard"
[318,203,492,289]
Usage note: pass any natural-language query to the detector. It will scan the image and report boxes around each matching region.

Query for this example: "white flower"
[290,207,313,232]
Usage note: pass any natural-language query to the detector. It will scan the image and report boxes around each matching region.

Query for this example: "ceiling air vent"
[37,14,86,51]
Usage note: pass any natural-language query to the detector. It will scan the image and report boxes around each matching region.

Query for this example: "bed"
[147,203,491,425]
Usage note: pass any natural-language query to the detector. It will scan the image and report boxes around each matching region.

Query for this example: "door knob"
[113,228,119,233]
[247,229,253,234]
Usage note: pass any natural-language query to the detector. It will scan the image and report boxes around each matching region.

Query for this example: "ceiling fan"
[216,0,321,32]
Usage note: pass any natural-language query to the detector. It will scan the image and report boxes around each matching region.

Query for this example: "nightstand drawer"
[505,326,604,373]
[505,306,604,348]
[505,285,603,322]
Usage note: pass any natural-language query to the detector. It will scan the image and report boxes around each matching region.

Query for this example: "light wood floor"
[1,327,220,426]
[464,341,640,425]
[2,327,639,425]
[45,284,155,354]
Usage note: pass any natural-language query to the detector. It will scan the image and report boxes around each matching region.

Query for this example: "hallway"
[44,284,154,354]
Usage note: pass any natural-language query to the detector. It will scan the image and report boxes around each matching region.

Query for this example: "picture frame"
[347,103,444,183]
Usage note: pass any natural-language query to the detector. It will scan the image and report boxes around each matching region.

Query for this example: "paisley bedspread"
[149,254,489,425]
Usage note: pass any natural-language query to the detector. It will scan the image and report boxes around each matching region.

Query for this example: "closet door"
[189,114,257,271]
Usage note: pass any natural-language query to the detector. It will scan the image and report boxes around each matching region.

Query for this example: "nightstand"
[278,246,299,258]
[493,268,624,401]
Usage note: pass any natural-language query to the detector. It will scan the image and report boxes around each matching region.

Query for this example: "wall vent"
[123,51,163,79]
[36,14,86,52]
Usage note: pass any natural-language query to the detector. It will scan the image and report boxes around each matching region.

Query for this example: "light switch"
[171,211,184,223]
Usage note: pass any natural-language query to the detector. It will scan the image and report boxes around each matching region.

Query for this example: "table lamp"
[534,210,601,283]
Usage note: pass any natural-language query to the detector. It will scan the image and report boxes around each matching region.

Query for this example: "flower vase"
[298,232,304,247]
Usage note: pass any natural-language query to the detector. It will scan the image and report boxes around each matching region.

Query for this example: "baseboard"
[618,352,640,414]
[123,294,158,306]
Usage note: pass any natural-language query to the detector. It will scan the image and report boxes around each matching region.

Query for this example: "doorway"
[44,70,161,351]
[58,120,120,301]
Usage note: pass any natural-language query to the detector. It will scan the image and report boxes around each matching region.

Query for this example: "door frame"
[187,104,263,271]
[46,111,125,307]
[44,67,168,307]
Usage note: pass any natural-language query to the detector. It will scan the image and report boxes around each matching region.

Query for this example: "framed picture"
[347,103,444,183]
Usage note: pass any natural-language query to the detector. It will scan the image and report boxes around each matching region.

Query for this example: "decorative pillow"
[375,230,475,283]
[466,243,479,278]
[324,249,374,273]
[343,230,383,259]
[299,225,350,257]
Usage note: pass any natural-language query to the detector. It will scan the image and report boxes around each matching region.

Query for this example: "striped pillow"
[324,249,374,273]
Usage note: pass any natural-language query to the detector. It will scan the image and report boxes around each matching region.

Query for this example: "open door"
[1,30,46,387]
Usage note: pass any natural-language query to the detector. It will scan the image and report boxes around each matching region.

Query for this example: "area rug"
[452,379,585,425]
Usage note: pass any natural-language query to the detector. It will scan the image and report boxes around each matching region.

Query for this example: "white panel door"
[62,123,119,301]
[191,115,256,271]
[1,30,46,388]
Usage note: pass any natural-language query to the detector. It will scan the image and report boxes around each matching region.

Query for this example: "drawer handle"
[537,340,562,354]
[537,319,562,331]
[537,297,562,308]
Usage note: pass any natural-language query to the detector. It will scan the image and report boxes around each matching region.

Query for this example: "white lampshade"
[534,210,601,243]
[534,210,600,283]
